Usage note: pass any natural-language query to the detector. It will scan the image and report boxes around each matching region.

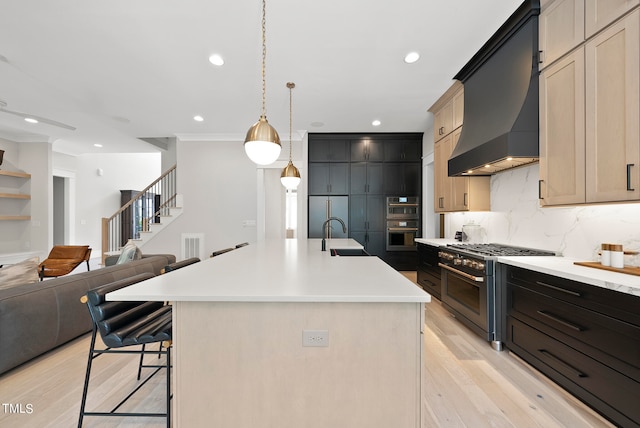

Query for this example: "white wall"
[73,153,161,255]
[443,163,640,262]
[141,139,259,258]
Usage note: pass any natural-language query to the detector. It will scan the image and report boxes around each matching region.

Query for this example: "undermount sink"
[330,248,371,257]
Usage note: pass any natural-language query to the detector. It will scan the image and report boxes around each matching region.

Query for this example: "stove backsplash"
[444,163,640,263]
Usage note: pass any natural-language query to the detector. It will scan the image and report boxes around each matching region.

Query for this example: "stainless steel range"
[438,243,555,350]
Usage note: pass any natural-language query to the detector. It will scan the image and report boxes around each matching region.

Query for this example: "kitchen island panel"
[174,300,424,428]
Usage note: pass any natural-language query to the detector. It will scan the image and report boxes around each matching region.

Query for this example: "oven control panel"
[438,251,487,274]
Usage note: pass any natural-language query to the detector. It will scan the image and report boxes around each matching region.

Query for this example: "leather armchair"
[38,245,92,280]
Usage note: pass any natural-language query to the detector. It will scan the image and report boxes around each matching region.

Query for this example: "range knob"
[476,261,485,270]
[453,258,462,266]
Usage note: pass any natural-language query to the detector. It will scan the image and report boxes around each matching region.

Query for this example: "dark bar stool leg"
[78,327,99,427]
[137,344,146,380]
[166,345,171,428]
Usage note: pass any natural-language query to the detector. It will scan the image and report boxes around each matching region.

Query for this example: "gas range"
[437,243,556,351]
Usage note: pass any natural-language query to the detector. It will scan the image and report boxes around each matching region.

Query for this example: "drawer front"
[417,244,441,277]
[505,266,640,327]
[417,269,441,300]
[509,283,640,374]
[507,317,640,428]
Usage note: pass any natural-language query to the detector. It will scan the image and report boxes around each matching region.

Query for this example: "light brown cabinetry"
[585,0,639,37]
[539,2,640,206]
[539,0,584,67]
[431,82,490,212]
[0,170,31,220]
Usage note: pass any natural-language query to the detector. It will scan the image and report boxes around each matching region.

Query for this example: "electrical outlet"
[302,329,329,347]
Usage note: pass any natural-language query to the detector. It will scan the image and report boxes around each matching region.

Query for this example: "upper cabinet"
[350,139,384,162]
[585,0,639,37]
[308,139,349,162]
[539,3,640,206]
[429,82,490,213]
[539,0,585,68]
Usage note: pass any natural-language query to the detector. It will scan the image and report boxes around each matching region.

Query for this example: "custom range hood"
[448,0,540,176]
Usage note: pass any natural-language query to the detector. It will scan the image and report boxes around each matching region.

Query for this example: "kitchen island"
[108,239,430,427]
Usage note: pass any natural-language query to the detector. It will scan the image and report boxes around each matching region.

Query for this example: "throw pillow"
[115,240,142,264]
[0,257,40,290]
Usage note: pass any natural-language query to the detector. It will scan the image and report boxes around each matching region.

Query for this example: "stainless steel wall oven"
[386,197,419,251]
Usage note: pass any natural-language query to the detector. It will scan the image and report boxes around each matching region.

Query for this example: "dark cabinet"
[417,243,441,299]
[308,139,349,162]
[350,163,383,195]
[502,264,640,428]
[349,194,385,256]
[384,139,421,161]
[308,163,349,195]
[351,139,384,162]
[383,163,421,195]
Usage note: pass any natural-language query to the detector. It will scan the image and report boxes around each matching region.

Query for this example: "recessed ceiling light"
[485,164,491,168]
[94,143,103,148]
[506,157,513,161]
[194,115,204,122]
[24,117,38,124]
[372,120,381,126]
[209,54,224,66]
[404,52,420,64]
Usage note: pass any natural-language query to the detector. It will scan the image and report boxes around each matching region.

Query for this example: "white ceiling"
[0,0,522,156]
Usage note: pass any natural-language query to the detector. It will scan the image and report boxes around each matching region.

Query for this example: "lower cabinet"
[502,264,640,428]
[416,243,441,299]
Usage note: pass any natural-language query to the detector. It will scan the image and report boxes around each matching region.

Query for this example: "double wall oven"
[438,244,555,350]
[386,196,419,251]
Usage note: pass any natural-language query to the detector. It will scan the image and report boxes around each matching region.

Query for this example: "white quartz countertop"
[497,256,640,298]
[107,239,431,303]
[415,238,458,247]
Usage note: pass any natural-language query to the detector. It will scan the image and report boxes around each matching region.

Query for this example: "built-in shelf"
[0,170,31,179]
[0,192,30,199]
[0,169,31,221]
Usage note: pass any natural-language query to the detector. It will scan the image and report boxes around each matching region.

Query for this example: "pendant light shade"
[281,160,301,189]
[281,82,301,189]
[244,0,281,165]
[245,116,281,165]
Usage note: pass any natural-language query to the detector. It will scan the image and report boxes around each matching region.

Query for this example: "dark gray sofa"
[0,254,175,375]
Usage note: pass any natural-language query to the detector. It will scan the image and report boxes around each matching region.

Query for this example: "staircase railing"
[101,165,177,264]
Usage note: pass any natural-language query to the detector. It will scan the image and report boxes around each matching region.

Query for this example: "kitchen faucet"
[321,217,347,251]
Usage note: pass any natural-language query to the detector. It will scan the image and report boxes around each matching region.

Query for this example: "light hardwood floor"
[0,272,613,427]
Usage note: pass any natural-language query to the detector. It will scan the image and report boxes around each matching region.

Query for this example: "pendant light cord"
[289,83,293,160]
[261,0,267,118]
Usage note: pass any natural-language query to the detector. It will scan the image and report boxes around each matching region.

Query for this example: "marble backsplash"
[445,163,640,263]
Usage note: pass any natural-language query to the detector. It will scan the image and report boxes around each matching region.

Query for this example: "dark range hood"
[448,0,540,176]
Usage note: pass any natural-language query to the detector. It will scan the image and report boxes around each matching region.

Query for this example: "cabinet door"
[308,163,330,195]
[585,0,639,38]
[382,163,403,195]
[403,163,421,196]
[328,163,349,194]
[367,163,384,194]
[539,48,586,205]
[384,139,421,162]
[539,0,585,68]
[309,139,349,162]
[349,194,367,231]
[585,11,640,202]
[351,139,383,162]
[367,195,385,231]
[434,137,450,212]
[433,100,453,141]
[449,129,471,211]
[350,163,367,195]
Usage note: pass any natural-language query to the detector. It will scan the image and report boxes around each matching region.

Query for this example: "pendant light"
[244,0,281,165]
[281,82,301,189]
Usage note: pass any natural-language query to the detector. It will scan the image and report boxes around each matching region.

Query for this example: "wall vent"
[181,233,205,260]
